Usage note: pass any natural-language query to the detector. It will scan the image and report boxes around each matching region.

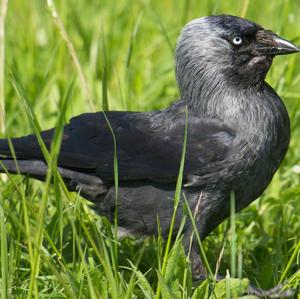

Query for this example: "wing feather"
[0,109,236,185]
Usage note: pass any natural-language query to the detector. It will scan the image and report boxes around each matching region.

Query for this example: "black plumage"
[0,15,299,296]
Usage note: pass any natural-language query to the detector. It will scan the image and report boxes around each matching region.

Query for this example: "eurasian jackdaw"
[0,15,299,297]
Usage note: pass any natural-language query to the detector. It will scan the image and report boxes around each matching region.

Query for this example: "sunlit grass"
[0,0,299,297]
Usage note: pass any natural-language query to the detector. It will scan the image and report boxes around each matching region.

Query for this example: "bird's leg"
[184,240,296,299]
[186,241,296,298]
[189,243,208,280]
[184,192,296,298]
[186,191,210,280]
[246,283,297,299]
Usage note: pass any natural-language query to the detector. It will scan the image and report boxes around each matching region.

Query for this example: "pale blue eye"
[233,36,243,45]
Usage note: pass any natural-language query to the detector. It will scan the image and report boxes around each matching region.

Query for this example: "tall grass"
[0,0,8,133]
[0,0,299,298]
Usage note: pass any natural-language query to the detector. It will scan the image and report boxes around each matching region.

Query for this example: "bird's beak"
[253,29,300,56]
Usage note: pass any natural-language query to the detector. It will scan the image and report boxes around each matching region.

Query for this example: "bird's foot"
[190,246,208,280]
[190,254,296,298]
[246,282,297,299]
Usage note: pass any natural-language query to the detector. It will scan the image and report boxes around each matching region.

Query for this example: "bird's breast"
[229,86,290,209]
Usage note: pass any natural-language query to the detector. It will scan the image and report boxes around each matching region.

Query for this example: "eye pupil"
[233,36,242,45]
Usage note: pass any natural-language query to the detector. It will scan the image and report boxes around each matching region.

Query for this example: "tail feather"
[0,130,108,200]
[0,159,107,199]
[0,129,54,159]
[0,138,14,158]
[0,159,48,177]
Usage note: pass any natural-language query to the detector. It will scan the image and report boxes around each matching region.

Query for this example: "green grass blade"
[0,203,8,299]
[0,0,8,134]
[280,239,300,283]
[156,105,188,299]
[182,193,214,279]
[230,192,237,278]
[101,28,109,111]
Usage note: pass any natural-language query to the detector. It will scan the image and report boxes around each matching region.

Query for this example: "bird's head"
[176,15,299,98]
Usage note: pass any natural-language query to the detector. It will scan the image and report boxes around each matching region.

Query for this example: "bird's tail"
[0,159,48,177]
[0,133,106,200]
[0,135,47,178]
[0,136,104,194]
[0,137,15,158]
[0,129,53,181]
[0,133,47,160]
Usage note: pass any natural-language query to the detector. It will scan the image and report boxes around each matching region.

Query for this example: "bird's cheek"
[248,55,273,70]
[248,56,266,66]
[238,53,252,65]
[233,53,252,68]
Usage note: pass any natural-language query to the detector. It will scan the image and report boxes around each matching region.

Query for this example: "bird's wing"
[0,110,236,185]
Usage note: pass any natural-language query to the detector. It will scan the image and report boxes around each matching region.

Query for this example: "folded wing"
[0,109,236,186]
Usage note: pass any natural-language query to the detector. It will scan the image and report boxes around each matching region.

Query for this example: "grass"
[0,0,300,298]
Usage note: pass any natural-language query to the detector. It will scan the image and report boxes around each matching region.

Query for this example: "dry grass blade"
[0,0,8,134]
[46,0,95,111]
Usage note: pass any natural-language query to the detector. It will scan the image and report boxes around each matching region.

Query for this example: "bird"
[0,14,299,297]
